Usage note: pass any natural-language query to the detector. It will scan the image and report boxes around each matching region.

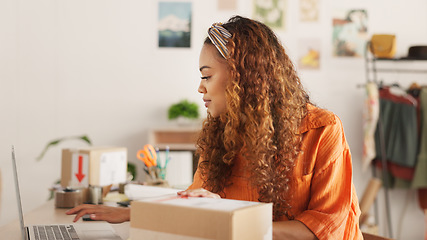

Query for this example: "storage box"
[130,195,272,240]
[61,147,127,188]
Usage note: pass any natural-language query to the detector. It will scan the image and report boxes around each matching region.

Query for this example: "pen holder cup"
[144,166,169,187]
[158,167,167,180]
[146,178,170,188]
[88,186,103,205]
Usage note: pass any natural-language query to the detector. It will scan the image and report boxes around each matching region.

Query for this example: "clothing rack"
[364,41,427,238]
[364,41,393,238]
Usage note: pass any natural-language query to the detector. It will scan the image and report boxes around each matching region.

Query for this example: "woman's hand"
[66,204,130,223]
[177,188,221,199]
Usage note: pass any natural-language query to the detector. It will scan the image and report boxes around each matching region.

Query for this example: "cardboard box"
[61,147,127,188]
[130,195,272,240]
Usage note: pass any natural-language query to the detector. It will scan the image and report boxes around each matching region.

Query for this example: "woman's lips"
[204,100,211,108]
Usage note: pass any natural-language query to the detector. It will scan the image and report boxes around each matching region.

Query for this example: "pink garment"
[362,82,379,171]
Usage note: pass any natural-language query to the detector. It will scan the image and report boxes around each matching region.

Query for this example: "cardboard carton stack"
[61,147,127,188]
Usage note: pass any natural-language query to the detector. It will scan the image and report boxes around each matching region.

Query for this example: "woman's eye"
[201,76,211,80]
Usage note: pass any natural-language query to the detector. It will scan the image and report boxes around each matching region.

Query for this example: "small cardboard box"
[130,196,272,240]
[61,147,127,188]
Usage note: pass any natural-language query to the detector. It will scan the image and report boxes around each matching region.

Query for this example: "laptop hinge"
[25,226,30,240]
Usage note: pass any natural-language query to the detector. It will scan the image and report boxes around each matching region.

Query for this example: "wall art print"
[218,0,237,11]
[298,38,321,70]
[253,0,287,30]
[300,0,319,22]
[332,9,368,57]
[158,1,192,48]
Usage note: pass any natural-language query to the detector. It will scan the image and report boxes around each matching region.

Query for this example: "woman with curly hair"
[179,16,362,239]
[67,15,362,240]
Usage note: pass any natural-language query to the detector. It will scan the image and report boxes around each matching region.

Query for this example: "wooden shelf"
[148,127,200,151]
[149,126,202,175]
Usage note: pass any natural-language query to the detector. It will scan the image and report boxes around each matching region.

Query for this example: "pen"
[155,147,161,168]
[143,165,150,175]
[148,166,157,179]
[165,145,170,168]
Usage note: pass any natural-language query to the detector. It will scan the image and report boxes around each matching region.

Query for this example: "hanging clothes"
[362,82,380,171]
[410,87,427,209]
[373,86,419,188]
[412,88,427,188]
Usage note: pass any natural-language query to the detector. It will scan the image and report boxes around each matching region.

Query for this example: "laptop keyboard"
[32,225,79,240]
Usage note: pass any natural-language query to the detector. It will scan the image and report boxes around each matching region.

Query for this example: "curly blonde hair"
[197,16,309,220]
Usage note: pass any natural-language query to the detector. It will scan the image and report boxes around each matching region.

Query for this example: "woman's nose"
[198,81,206,94]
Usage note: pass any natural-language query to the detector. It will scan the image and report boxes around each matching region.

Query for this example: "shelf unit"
[364,42,427,238]
[365,46,427,85]
[148,126,201,174]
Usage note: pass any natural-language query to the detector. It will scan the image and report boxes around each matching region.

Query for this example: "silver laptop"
[12,146,123,240]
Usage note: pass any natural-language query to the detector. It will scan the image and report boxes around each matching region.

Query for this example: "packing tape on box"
[55,189,83,208]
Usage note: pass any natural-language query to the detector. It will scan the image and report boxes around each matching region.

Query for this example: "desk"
[0,200,130,240]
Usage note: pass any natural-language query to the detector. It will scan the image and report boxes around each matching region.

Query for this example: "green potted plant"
[168,99,199,125]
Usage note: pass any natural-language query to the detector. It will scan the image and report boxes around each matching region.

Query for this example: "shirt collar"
[298,104,336,134]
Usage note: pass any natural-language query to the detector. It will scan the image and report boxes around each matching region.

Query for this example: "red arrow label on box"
[75,155,86,182]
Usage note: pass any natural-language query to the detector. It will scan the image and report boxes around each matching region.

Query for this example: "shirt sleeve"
[295,116,359,240]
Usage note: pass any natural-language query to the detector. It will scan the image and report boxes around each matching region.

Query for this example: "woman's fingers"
[177,188,221,199]
[66,204,96,222]
[94,207,130,223]
[73,207,99,222]
[65,204,95,215]
[66,204,130,223]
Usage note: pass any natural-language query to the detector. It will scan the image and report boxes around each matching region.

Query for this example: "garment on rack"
[375,160,414,181]
[412,88,427,189]
[373,86,419,188]
[407,83,422,140]
[362,82,380,171]
[411,88,427,209]
[375,86,418,167]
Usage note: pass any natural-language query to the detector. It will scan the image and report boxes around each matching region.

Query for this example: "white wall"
[1,0,426,239]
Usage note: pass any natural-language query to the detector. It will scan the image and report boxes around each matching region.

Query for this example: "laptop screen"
[12,145,27,240]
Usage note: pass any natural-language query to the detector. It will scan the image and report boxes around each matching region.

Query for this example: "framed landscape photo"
[158,1,192,48]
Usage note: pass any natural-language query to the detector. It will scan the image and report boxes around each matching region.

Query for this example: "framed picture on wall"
[252,0,287,31]
[300,0,319,22]
[298,38,321,70]
[218,0,237,11]
[332,9,368,57]
[158,1,192,48]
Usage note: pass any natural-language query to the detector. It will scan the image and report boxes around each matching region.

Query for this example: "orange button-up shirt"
[188,104,363,240]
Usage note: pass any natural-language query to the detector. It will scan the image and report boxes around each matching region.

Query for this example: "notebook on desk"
[11,146,122,240]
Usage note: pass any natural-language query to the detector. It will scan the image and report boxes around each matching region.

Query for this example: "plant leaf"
[79,135,92,145]
[36,138,64,161]
[36,135,92,161]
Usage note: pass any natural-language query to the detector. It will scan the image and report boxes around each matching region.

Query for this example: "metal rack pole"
[365,41,393,238]
[377,107,393,238]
